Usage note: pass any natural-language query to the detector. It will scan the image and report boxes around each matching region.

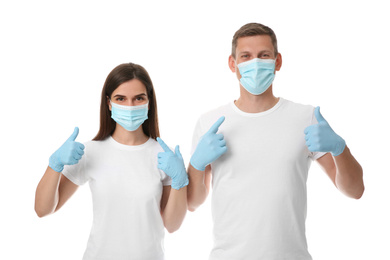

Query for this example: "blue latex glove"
[304,107,346,156]
[190,116,227,171]
[157,137,189,190]
[49,127,85,172]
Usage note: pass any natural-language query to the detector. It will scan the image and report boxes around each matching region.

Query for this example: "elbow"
[353,185,365,200]
[34,202,44,218]
[164,222,182,234]
[166,226,179,234]
[352,174,365,200]
[187,205,197,212]
[342,184,365,200]
[35,207,49,218]
[34,203,54,218]
[187,197,201,212]
[163,214,186,233]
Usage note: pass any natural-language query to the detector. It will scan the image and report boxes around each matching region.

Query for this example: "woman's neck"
[111,124,149,146]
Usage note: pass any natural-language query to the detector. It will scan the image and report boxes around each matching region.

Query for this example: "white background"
[1,0,389,259]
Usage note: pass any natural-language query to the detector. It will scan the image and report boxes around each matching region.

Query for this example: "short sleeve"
[190,117,204,156]
[308,107,327,161]
[62,148,88,186]
[159,169,172,186]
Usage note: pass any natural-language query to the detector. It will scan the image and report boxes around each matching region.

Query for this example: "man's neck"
[234,85,279,113]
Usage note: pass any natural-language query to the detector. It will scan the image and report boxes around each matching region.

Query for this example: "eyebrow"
[113,93,147,98]
[238,50,273,55]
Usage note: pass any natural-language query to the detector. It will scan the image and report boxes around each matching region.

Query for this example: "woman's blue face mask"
[110,100,149,131]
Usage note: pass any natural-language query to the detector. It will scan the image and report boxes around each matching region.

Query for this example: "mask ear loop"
[106,96,112,111]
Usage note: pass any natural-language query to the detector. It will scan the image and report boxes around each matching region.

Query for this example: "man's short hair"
[231,23,278,58]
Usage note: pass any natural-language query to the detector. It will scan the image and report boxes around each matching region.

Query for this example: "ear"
[228,55,236,73]
[275,53,282,71]
[107,96,112,111]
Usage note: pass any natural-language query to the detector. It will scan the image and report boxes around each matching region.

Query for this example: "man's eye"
[241,55,249,58]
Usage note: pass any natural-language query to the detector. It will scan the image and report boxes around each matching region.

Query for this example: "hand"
[190,116,227,171]
[304,107,346,156]
[49,127,85,173]
[157,137,189,190]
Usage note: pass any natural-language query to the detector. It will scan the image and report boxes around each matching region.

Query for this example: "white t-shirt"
[62,136,172,260]
[191,98,326,260]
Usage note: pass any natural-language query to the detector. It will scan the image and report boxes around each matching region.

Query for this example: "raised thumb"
[67,127,79,142]
[314,107,326,124]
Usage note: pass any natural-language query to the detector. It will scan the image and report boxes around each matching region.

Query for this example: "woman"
[35,63,188,260]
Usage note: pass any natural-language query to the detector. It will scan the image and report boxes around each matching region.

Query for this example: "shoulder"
[83,138,108,148]
[197,102,231,130]
[148,138,166,154]
[277,98,316,125]
[81,138,112,155]
[200,102,231,119]
[280,98,315,116]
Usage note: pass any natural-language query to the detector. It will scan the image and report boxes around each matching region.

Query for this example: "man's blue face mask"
[236,58,276,95]
[110,101,149,131]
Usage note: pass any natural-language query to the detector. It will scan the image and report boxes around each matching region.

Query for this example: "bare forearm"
[35,166,61,217]
[187,183,208,211]
[162,187,187,233]
[187,164,209,211]
[334,146,364,199]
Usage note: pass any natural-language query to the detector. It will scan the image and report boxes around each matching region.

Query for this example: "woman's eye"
[136,97,145,101]
[116,97,124,101]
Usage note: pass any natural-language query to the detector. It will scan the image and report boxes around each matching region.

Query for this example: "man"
[187,23,364,260]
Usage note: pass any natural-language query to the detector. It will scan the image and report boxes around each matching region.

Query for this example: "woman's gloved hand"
[157,137,189,190]
[49,127,85,172]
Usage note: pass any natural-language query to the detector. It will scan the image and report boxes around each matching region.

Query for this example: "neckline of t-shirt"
[230,97,284,117]
[107,136,153,150]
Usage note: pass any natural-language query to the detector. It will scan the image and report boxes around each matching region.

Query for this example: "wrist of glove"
[49,153,64,173]
[190,155,206,171]
[170,167,189,190]
[330,135,346,156]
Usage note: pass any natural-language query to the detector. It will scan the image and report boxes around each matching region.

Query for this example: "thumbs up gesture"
[157,137,189,190]
[49,127,85,173]
[304,107,346,156]
[190,116,227,171]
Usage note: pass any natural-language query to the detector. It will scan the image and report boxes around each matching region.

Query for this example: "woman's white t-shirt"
[62,137,171,260]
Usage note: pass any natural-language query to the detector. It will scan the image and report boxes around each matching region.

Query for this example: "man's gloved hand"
[190,116,227,171]
[304,107,346,156]
[49,127,85,172]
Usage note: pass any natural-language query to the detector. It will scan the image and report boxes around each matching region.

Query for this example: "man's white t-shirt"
[191,98,326,260]
[62,137,172,260]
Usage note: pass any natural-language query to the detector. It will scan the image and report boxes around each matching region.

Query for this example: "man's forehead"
[236,35,274,52]
[237,35,273,49]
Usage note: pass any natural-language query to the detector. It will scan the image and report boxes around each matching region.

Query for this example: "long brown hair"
[93,63,160,141]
